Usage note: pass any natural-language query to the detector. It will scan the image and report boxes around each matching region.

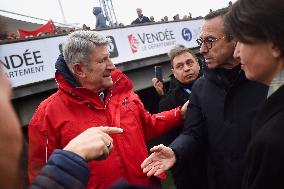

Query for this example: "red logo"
[128,34,139,53]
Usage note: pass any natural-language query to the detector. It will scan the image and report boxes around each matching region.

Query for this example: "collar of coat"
[255,84,284,127]
[54,55,133,107]
[203,64,246,89]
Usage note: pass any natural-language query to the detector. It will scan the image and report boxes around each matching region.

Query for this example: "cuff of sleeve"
[175,107,183,125]
[53,149,88,166]
[51,149,90,184]
[169,147,180,172]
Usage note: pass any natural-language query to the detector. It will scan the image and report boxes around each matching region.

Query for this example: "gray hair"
[63,30,111,72]
[168,44,197,66]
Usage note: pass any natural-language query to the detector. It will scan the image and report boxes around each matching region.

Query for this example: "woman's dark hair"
[225,0,284,55]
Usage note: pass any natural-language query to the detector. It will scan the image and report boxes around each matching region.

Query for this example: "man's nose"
[199,42,209,54]
[233,42,241,62]
[106,59,116,70]
[184,64,191,72]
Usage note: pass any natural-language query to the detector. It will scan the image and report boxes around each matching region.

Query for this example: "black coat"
[131,15,150,24]
[159,79,208,189]
[29,150,90,189]
[242,85,284,189]
[159,79,192,145]
[170,65,268,189]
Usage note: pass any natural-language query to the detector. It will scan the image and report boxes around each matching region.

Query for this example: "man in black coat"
[141,7,268,189]
[152,45,207,189]
[131,8,150,25]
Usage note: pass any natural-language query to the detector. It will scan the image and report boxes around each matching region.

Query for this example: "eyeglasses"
[196,36,226,50]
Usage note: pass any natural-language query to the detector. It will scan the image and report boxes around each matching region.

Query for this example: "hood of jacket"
[93,7,102,16]
[55,54,79,87]
[54,54,133,103]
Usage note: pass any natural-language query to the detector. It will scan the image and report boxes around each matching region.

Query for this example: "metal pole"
[57,0,68,24]
[109,0,118,24]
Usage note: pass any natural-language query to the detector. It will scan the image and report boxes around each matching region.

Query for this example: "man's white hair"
[63,30,111,72]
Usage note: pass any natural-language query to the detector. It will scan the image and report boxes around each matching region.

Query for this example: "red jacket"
[28,68,182,189]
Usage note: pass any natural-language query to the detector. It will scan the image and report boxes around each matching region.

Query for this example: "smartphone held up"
[154,66,163,81]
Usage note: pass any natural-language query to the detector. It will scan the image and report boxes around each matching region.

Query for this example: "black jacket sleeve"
[159,90,177,112]
[169,81,207,166]
[29,149,90,189]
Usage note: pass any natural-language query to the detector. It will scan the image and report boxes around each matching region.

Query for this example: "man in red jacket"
[0,62,123,189]
[28,30,188,189]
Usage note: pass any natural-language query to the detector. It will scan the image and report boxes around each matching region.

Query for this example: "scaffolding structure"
[98,0,117,27]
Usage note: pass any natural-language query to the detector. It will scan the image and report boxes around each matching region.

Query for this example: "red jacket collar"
[55,68,133,103]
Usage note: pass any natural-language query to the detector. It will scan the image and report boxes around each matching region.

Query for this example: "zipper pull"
[45,134,48,163]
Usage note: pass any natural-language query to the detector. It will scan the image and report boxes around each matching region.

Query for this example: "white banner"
[0,19,203,87]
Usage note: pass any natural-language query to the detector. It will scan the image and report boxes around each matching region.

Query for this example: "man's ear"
[72,63,86,78]
[171,68,177,79]
[231,38,238,48]
[271,43,282,59]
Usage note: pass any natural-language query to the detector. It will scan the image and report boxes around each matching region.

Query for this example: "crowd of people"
[0,26,75,41]
[130,7,195,25]
[1,0,284,189]
[0,5,203,42]
[0,1,235,42]
[3,0,232,42]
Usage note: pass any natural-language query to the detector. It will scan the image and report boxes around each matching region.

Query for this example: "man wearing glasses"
[141,7,268,189]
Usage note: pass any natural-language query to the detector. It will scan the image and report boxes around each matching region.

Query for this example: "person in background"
[28,30,188,189]
[188,12,193,19]
[7,32,17,40]
[131,8,150,25]
[141,7,268,189]
[174,14,180,21]
[152,45,207,189]
[82,24,91,31]
[164,16,169,22]
[93,7,107,29]
[182,15,188,20]
[225,0,284,188]
[150,16,155,22]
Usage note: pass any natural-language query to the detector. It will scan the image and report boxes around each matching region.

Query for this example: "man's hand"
[63,126,123,161]
[180,100,189,120]
[141,144,176,177]
[152,78,164,96]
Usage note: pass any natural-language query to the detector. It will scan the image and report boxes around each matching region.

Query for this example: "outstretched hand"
[141,144,176,177]
[63,126,123,161]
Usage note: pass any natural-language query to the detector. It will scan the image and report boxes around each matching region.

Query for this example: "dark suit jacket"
[243,85,284,189]
[170,66,268,189]
[159,79,208,189]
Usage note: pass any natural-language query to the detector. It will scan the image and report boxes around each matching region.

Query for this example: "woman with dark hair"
[225,0,284,188]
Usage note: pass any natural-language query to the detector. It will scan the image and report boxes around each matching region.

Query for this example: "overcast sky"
[1,0,236,29]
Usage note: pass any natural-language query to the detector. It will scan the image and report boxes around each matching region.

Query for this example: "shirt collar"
[267,68,284,98]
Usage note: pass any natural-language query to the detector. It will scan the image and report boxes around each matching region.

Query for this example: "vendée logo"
[181,28,192,42]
